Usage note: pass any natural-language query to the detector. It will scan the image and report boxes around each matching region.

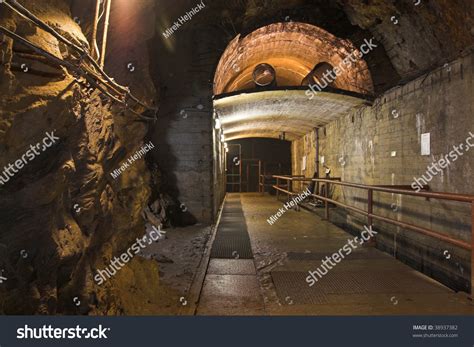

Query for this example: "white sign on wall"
[421,133,431,156]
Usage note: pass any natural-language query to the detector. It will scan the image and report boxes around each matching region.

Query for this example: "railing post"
[471,201,474,299]
[288,179,292,202]
[368,188,373,227]
[368,188,375,246]
[324,182,329,220]
[276,177,279,199]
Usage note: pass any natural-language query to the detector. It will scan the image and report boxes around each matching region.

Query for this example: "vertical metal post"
[368,189,373,228]
[368,188,375,246]
[288,179,292,202]
[315,128,320,196]
[246,161,249,193]
[315,127,320,178]
[471,201,474,298]
[238,145,242,193]
[324,182,329,220]
[276,177,279,199]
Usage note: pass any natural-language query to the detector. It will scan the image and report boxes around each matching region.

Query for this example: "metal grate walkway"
[210,196,253,259]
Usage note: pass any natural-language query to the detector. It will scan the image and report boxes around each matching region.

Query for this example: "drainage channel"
[210,195,253,259]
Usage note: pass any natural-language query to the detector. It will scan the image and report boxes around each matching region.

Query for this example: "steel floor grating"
[271,270,447,304]
[270,271,329,305]
[287,250,388,261]
[210,236,253,259]
[210,197,253,259]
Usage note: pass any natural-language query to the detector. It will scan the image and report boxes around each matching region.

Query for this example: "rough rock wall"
[339,0,474,80]
[235,0,473,80]
[0,0,161,314]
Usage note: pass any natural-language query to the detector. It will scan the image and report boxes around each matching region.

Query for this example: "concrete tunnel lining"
[213,88,373,141]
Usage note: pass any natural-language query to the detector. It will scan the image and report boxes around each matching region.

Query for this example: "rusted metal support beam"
[367,188,375,246]
[288,179,292,202]
[324,182,329,220]
[367,189,373,228]
[276,177,280,199]
[471,201,474,298]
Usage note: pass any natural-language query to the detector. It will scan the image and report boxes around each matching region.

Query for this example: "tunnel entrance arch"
[211,21,374,143]
[211,21,375,215]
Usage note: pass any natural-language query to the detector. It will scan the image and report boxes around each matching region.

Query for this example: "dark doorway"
[225,138,291,193]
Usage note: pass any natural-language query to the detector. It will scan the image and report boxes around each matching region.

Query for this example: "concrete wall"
[150,24,225,223]
[213,113,226,217]
[292,53,474,292]
[153,100,214,222]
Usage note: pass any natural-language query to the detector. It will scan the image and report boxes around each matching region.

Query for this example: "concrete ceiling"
[214,89,372,141]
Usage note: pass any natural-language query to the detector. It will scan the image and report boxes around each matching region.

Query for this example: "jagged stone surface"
[0,0,161,314]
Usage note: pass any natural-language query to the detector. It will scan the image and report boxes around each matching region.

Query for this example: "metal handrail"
[273,175,473,202]
[272,175,473,252]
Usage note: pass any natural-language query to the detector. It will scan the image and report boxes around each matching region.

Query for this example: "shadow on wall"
[146,144,198,228]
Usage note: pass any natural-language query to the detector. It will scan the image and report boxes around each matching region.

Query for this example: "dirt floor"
[140,223,212,314]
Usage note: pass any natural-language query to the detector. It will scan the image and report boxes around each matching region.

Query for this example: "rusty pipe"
[99,0,112,69]
[90,0,101,60]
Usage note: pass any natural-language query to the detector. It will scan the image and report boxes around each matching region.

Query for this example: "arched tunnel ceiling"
[214,89,372,141]
[152,0,473,95]
[147,0,473,144]
[214,22,374,95]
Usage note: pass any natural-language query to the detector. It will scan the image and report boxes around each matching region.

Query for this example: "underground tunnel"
[0,0,473,329]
